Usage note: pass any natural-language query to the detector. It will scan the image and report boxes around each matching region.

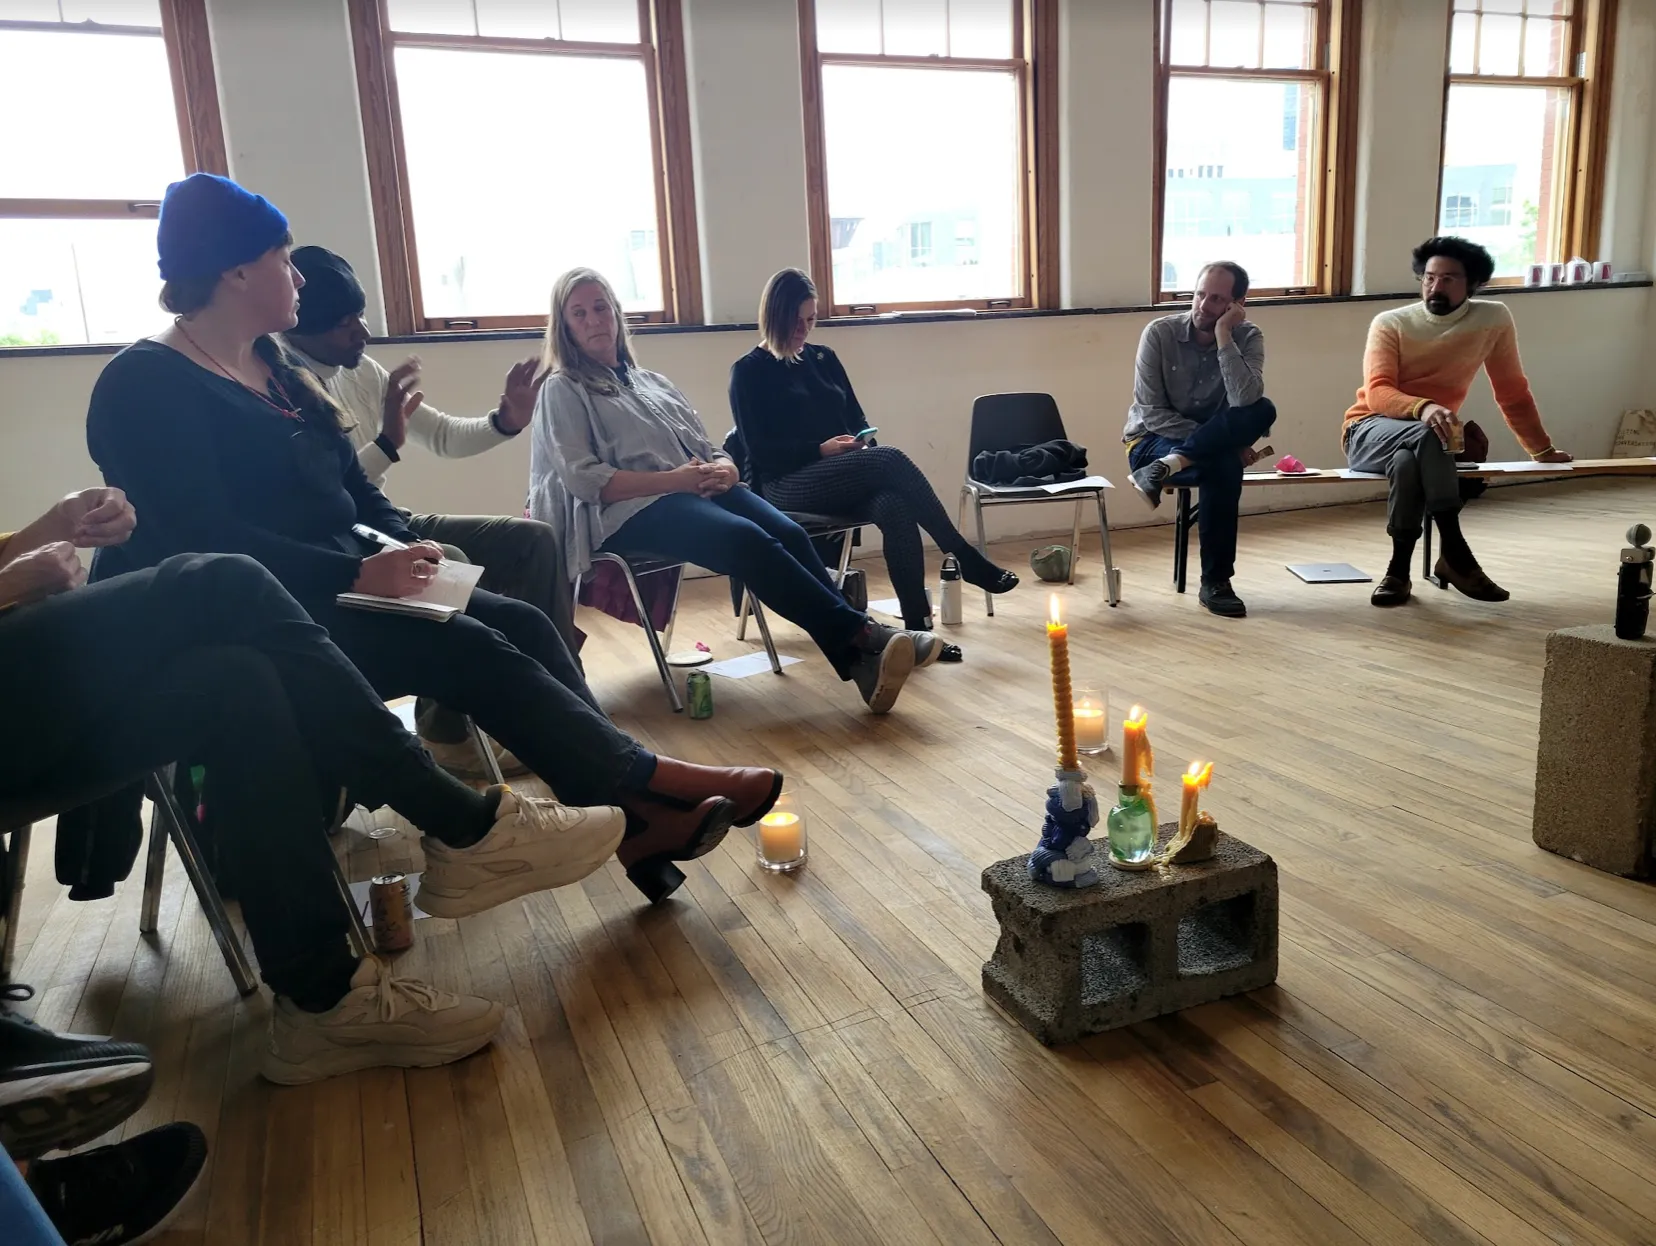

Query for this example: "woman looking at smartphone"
[729,269,1017,634]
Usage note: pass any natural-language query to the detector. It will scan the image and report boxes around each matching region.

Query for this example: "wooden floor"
[11,479,1656,1245]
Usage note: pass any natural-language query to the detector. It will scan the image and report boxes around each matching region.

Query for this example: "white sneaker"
[415,789,626,919]
[260,959,502,1085]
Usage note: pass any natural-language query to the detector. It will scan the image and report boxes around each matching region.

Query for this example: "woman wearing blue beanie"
[81,176,784,1066]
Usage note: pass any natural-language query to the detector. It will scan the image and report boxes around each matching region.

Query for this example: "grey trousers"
[1344,417,1461,538]
[403,513,579,743]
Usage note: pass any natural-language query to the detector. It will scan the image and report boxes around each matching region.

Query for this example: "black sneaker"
[0,991,153,1160]
[29,1121,208,1246]
[1198,580,1247,618]
[1129,459,1170,508]
[849,630,915,714]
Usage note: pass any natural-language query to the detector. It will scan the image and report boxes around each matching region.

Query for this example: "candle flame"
[1183,761,1214,787]
[1125,704,1146,728]
[1048,594,1061,626]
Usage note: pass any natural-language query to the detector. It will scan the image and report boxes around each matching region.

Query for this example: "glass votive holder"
[755,791,808,873]
[1074,689,1109,756]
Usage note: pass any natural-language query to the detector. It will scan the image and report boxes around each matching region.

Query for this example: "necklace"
[172,317,300,420]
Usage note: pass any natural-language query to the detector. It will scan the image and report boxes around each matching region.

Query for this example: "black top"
[728,343,870,484]
[85,338,414,603]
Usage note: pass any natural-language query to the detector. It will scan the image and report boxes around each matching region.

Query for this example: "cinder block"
[1532,625,1656,877]
[981,828,1277,1046]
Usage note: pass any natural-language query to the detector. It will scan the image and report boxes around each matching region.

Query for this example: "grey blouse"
[529,366,733,581]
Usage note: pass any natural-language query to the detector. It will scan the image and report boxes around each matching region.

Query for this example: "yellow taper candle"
[1121,705,1157,825]
[1179,761,1213,837]
[1047,595,1078,771]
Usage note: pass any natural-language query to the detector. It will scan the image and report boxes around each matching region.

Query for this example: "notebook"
[336,560,484,621]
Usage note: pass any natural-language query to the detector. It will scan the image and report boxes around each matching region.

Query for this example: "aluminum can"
[687,671,714,719]
[369,873,414,952]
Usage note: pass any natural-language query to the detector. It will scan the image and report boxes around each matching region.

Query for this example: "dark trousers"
[1343,416,1461,538]
[0,554,496,1007]
[304,587,647,808]
[763,445,985,628]
[1129,398,1277,584]
[402,513,579,744]
[607,487,867,674]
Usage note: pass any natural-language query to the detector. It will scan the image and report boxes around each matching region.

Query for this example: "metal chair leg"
[328,845,375,961]
[1174,488,1195,595]
[836,530,856,584]
[139,795,169,936]
[747,594,784,674]
[660,569,684,654]
[466,716,507,787]
[146,770,257,998]
[1,823,30,982]
[1068,499,1082,583]
[736,594,750,641]
[1096,491,1121,607]
[611,558,683,713]
[972,493,994,616]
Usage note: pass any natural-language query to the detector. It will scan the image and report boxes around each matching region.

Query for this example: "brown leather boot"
[615,795,737,904]
[1433,556,1510,602]
[641,756,784,828]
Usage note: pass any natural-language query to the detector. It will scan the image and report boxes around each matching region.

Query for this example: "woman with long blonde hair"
[532,267,925,714]
[729,268,1016,634]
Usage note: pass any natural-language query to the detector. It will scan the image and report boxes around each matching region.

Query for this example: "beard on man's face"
[1425,292,1457,314]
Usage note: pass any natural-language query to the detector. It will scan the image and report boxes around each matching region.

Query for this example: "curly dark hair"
[1411,236,1495,288]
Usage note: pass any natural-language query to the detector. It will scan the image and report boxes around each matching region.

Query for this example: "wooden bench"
[1168,457,1656,594]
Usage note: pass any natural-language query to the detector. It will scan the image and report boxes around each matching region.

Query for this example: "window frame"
[349,0,702,334]
[1436,0,1618,285]
[1151,0,1362,304]
[0,1,226,233]
[797,0,1059,318]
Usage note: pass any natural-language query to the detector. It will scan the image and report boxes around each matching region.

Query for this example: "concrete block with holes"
[980,828,1277,1046]
[1532,625,1656,877]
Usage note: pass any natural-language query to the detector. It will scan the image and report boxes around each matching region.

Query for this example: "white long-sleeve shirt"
[284,343,513,495]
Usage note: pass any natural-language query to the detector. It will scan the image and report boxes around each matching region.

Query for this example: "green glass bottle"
[1107,785,1156,869]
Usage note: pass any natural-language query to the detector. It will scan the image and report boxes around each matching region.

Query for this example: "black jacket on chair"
[970,438,1090,487]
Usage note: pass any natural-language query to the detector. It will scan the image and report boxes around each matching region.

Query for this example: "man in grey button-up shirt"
[1120,261,1277,617]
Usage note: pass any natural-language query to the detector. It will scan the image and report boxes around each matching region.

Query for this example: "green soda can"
[686,671,714,718]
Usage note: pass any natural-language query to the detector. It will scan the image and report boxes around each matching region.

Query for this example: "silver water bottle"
[939,555,963,626]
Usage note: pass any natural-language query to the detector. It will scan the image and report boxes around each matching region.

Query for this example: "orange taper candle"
[1047,595,1078,771]
[1179,761,1213,837]
[1121,705,1157,824]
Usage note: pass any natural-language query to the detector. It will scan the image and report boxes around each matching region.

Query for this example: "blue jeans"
[607,488,867,674]
[0,1146,65,1245]
[1129,398,1276,584]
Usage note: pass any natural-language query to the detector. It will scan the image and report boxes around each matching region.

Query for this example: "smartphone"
[855,427,878,442]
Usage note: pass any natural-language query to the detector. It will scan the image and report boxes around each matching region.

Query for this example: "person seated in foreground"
[1123,260,1277,618]
[532,267,922,713]
[3,984,207,1245]
[0,488,618,1080]
[728,267,1015,643]
[1344,236,1573,607]
[282,245,573,778]
[82,174,781,907]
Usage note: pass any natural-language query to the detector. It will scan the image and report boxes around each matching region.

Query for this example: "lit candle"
[1120,705,1156,826]
[758,811,803,864]
[1179,761,1213,838]
[1074,690,1107,754]
[1047,595,1079,771]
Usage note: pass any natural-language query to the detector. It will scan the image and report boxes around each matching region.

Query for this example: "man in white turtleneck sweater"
[283,246,575,775]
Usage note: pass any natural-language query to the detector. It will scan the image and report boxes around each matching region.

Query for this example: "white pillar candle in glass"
[1074,689,1109,755]
[756,791,808,873]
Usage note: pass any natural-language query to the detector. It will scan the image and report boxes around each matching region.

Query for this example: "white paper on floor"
[868,597,904,618]
[347,873,433,925]
[705,651,803,679]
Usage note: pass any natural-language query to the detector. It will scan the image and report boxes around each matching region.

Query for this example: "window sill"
[2,278,1648,358]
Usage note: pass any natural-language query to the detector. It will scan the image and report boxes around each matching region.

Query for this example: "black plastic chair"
[960,393,1121,614]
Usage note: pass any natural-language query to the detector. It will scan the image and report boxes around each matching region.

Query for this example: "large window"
[799,0,1055,315]
[351,0,699,332]
[1154,0,1358,300]
[0,1,223,347]
[1439,0,1615,281]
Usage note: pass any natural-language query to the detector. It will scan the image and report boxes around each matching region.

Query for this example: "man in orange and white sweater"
[1344,236,1573,607]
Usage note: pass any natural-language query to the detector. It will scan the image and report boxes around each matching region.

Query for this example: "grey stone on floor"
[1532,624,1656,877]
[981,827,1278,1046]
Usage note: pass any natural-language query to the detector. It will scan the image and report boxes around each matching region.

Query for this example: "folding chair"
[592,551,782,713]
[959,393,1121,614]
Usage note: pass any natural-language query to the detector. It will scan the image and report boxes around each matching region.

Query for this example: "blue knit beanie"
[156,173,290,282]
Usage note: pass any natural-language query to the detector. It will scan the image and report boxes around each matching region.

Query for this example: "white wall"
[3,0,1653,544]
